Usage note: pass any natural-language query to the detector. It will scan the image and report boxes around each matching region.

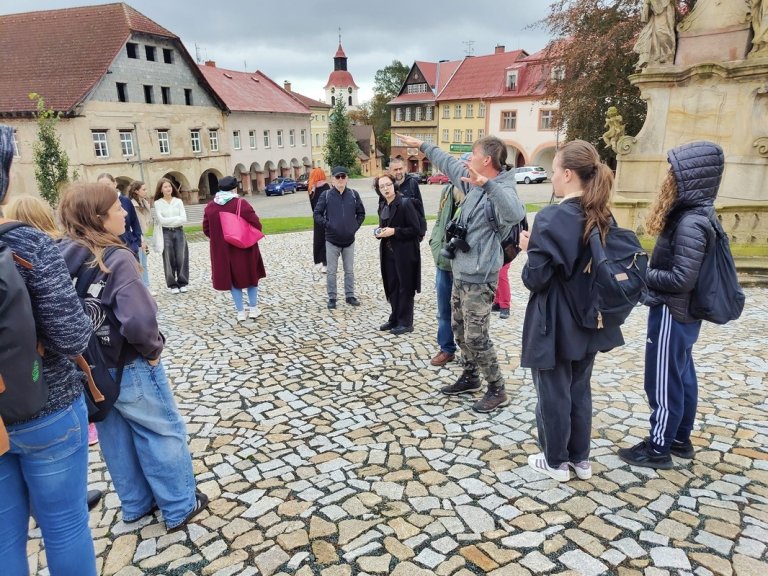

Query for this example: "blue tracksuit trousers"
[644,304,702,454]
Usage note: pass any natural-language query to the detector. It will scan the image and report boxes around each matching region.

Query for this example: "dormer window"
[551,66,565,81]
[506,71,518,91]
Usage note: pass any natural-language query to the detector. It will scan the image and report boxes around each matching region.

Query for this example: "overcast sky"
[2,0,555,102]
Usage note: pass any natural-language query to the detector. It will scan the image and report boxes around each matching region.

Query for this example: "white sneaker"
[179,286,188,293]
[236,310,247,322]
[249,306,261,319]
[171,288,180,294]
[320,265,327,274]
[568,460,593,480]
[528,453,570,482]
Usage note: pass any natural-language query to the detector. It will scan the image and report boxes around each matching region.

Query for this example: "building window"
[143,85,154,104]
[348,95,352,106]
[405,108,412,121]
[190,129,201,153]
[415,107,422,121]
[145,46,156,62]
[465,129,473,143]
[92,131,109,158]
[454,105,461,119]
[12,130,19,157]
[116,83,128,102]
[157,130,170,154]
[501,111,517,131]
[396,108,403,122]
[184,89,193,106]
[442,106,450,119]
[300,129,306,146]
[331,96,335,105]
[119,130,134,156]
[126,43,138,59]
[210,129,220,152]
[441,129,449,143]
[551,66,565,81]
[161,86,171,105]
[540,110,555,130]
[163,48,173,64]
[453,129,462,142]
[425,106,433,121]
[323,133,327,144]
[277,130,283,147]
[232,130,240,150]
[478,129,485,139]
[478,103,486,118]
[506,71,518,91]
[289,129,295,146]
[424,133,434,145]
[315,133,320,146]
[466,104,474,118]
[249,130,257,149]
[264,130,271,148]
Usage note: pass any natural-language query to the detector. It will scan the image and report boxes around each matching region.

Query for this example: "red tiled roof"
[287,91,331,109]
[503,49,550,99]
[415,60,462,92]
[436,49,528,101]
[198,65,309,114]
[334,43,347,58]
[0,2,178,114]
[324,70,359,89]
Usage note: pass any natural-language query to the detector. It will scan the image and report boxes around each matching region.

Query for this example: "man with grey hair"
[396,133,525,413]
[389,157,426,238]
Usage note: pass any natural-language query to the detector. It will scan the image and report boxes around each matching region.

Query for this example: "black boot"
[440,370,482,395]
[472,381,510,413]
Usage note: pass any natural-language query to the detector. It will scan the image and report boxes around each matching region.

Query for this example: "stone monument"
[614,0,768,245]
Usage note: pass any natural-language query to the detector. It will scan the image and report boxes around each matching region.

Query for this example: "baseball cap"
[331,166,348,177]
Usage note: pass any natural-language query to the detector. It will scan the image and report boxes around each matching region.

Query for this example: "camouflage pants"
[451,279,504,386]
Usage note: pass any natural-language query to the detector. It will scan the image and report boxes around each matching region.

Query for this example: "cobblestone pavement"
[28,229,768,576]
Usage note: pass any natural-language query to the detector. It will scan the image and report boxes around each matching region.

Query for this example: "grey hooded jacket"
[645,141,724,322]
[420,143,525,283]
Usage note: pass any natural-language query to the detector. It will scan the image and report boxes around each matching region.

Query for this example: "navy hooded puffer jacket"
[645,141,724,322]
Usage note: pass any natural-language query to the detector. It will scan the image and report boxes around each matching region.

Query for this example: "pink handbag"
[219,199,265,248]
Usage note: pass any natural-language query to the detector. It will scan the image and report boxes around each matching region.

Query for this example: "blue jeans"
[139,245,150,288]
[0,394,96,576]
[230,286,259,311]
[435,268,456,354]
[99,357,196,529]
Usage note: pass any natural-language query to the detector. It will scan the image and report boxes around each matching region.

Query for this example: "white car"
[514,166,548,184]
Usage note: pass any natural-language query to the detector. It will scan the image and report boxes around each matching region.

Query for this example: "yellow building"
[285,84,332,173]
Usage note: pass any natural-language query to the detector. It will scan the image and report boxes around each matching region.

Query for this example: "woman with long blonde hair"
[519,139,624,482]
[58,181,208,532]
[2,195,60,238]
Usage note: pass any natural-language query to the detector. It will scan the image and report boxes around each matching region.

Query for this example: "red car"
[427,173,450,185]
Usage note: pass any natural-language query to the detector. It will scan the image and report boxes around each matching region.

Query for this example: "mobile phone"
[374,227,382,236]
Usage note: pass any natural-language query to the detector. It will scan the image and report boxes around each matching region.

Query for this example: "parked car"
[514,166,548,184]
[427,173,450,185]
[407,172,428,184]
[265,177,298,196]
[295,173,309,191]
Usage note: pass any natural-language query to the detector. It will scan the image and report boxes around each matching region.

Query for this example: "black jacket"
[645,141,723,323]
[521,198,624,369]
[378,194,422,298]
[313,186,366,248]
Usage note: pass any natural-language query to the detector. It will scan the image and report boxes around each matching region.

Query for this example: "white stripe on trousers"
[652,305,672,447]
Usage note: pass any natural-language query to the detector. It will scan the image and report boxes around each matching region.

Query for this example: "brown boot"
[430,351,455,366]
[472,382,510,413]
[440,370,481,395]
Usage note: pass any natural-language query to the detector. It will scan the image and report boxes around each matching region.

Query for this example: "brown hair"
[373,172,398,196]
[3,195,61,239]
[153,177,180,201]
[557,140,614,244]
[127,180,150,216]
[58,182,131,272]
[645,169,677,236]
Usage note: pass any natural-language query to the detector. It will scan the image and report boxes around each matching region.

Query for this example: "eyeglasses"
[334,174,347,179]
[379,182,394,189]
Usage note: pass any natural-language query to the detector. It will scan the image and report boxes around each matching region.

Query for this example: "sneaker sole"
[471,395,511,413]
[441,384,482,396]
[568,462,593,480]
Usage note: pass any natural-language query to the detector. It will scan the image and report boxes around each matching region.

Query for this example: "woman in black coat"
[519,140,623,483]
[374,173,422,335]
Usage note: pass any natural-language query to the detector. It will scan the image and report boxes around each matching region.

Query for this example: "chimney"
[495,45,505,54]
[284,80,292,92]
[204,60,216,67]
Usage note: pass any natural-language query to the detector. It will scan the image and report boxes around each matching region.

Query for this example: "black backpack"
[485,200,529,264]
[72,249,127,422]
[689,215,745,324]
[0,221,48,427]
[566,221,648,330]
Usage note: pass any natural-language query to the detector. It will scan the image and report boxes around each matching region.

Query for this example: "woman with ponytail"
[519,139,624,482]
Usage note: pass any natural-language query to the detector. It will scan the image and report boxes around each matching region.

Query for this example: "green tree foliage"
[371,60,409,160]
[28,93,73,205]
[374,60,409,99]
[540,0,696,163]
[324,99,359,173]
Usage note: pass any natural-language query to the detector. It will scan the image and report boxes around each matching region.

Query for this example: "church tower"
[323,33,359,110]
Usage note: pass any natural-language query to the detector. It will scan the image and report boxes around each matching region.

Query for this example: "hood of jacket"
[667,141,724,210]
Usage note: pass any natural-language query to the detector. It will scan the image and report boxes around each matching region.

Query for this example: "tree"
[539,0,696,163]
[370,60,409,160]
[28,92,74,205]
[324,99,359,173]
[374,60,409,100]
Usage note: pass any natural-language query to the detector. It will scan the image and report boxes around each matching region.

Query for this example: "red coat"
[203,198,266,290]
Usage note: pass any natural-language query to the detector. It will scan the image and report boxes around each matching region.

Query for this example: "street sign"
[449,144,473,153]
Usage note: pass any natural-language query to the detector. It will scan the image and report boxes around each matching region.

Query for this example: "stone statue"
[602,107,626,152]
[678,0,751,33]
[634,0,677,70]
[750,0,768,56]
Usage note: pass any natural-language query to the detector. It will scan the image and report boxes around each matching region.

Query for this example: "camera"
[374,227,382,236]
[440,221,470,259]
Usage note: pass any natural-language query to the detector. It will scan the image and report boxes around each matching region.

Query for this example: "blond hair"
[645,169,678,236]
[3,195,61,238]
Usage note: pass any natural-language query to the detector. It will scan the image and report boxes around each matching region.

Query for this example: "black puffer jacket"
[646,141,724,323]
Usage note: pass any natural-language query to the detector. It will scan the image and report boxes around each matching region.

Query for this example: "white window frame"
[466,104,474,118]
[454,105,461,119]
[315,133,320,146]
[249,130,257,149]
[478,103,486,118]
[506,71,518,91]
[442,106,450,119]
[425,106,433,121]
[12,130,20,157]
[453,129,462,142]
[289,129,295,147]
[277,129,284,147]
[415,107,422,121]
[478,129,485,139]
[119,130,134,157]
[232,130,241,150]
[190,129,201,153]
[441,129,449,143]
[396,108,403,122]
[501,111,517,131]
[465,129,473,143]
[209,129,220,152]
[300,129,307,146]
[264,130,271,148]
[540,110,556,130]
[92,131,109,158]
[405,107,412,121]
[157,130,170,154]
